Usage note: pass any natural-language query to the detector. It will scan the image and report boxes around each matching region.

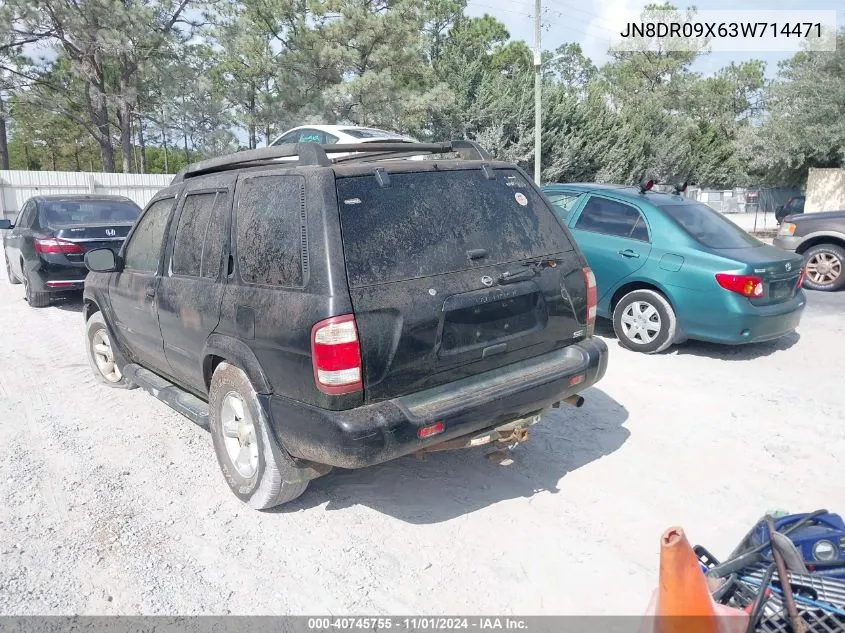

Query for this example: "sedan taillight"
[715,273,764,298]
[34,238,83,255]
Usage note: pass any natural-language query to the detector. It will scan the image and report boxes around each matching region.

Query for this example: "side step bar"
[122,364,210,429]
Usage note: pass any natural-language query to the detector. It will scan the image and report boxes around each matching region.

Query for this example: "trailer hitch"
[414,413,541,461]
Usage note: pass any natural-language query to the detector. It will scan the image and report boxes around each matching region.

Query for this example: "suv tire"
[5,255,21,284]
[802,243,845,292]
[209,363,309,509]
[86,311,136,388]
[612,289,677,354]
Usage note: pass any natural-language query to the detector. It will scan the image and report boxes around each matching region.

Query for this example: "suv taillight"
[34,237,83,254]
[583,267,597,325]
[715,273,764,298]
[311,315,363,395]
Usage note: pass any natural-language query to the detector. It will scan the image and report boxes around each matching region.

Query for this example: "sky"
[466,0,844,77]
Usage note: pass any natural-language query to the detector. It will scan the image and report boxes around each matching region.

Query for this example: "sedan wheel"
[5,255,21,285]
[802,244,845,292]
[612,289,677,354]
[22,268,51,307]
[620,301,662,345]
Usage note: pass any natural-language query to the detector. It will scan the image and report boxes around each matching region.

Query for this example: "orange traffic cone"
[654,527,721,633]
[651,527,748,633]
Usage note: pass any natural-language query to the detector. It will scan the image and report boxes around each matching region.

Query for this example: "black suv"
[82,141,608,509]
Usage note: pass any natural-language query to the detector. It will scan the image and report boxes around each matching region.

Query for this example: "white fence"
[0,170,172,219]
[684,187,751,214]
[684,186,802,215]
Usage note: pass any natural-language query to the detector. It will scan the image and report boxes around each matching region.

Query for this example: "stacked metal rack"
[694,510,845,633]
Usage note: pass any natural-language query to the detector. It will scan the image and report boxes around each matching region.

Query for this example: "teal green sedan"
[542,183,807,354]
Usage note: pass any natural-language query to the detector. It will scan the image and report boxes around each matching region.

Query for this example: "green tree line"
[0,0,842,187]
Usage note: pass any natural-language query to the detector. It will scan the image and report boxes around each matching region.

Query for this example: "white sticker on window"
[344,198,362,205]
[515,193,528,206]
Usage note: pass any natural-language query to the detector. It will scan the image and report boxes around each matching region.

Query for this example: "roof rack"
[171,140,492,183]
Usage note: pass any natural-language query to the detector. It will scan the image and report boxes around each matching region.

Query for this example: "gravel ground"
[0,265,843,616]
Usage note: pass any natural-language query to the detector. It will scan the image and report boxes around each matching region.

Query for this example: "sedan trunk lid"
[48,222,135,262]
[718,245,805,306]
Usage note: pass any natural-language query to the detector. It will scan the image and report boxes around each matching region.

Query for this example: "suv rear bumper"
[264,337,608,469]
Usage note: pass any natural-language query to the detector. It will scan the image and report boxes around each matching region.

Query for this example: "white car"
[270,125,417,151]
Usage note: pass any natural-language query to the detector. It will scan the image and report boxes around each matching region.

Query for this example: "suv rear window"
[660,202,761,249]
[337,169,572,287]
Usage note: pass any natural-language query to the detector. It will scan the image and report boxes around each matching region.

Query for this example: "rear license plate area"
[768,277,797,300]
[440,293,543,355]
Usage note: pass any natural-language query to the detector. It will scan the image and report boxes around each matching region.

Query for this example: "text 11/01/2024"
[308,618,529,631]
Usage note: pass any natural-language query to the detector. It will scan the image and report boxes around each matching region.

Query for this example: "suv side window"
[236,175,305,287]
[201,193,229,279]
[575,196,649,241]
[124,198,175,273]
[171,191,229,278]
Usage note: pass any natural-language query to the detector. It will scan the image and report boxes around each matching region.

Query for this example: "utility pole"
[533,0,542,185]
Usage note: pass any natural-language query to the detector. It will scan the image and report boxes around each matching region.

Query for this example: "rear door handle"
[618,249,640,259]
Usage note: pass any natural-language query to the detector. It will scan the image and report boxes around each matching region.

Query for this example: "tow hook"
[414,414,540,461]
[486,426,531,466]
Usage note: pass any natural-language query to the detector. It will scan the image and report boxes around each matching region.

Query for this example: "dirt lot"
[0,266,843,616]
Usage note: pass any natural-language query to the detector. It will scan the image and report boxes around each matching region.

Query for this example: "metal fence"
[0,170,172,219]
[684,186,802,215]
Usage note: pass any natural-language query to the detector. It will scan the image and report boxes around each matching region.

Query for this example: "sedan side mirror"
[85,248,121,273]
[0,219,12,230]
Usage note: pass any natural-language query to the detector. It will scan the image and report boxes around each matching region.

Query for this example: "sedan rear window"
[337,169,573,287]
[660,203,761,249]
[546,191,583,220]
[40,200,140,226]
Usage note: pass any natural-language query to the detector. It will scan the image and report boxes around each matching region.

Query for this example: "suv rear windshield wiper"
[496,258,563,285]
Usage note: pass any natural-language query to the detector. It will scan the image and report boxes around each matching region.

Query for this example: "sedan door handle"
[618,249,640,259]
